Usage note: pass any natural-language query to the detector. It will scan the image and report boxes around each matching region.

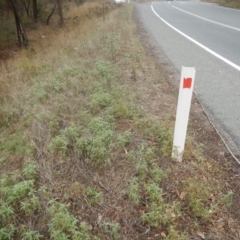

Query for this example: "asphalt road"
[135,1,240,158]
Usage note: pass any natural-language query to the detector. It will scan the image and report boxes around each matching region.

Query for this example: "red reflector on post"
[183,78,192,89]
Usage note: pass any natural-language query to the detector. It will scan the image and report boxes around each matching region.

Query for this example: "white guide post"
[172,67,196,162]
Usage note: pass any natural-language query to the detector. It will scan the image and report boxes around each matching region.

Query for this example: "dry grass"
[0,2,240,240]
[202,0,240,8]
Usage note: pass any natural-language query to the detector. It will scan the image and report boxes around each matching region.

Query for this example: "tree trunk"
[32,0,37,22]
[46,1,57,25]
[9,0,28,47]
[21,0,31,17]
[56,0,64,27]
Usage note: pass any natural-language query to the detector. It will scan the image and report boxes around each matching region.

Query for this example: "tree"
[46,1,57,25]
[8,0,28,47]
[20,0,31,17]
[56,0,64,27]
[32,0,37,22]
[20,0,38,21]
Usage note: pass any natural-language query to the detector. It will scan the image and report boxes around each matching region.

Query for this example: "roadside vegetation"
[205,0,240,9]
[0,2,239,240]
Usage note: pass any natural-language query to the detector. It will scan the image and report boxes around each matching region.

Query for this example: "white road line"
[172,5,240,32]
[151,4,240,72]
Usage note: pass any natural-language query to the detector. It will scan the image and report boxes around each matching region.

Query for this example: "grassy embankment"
[0,2,238,240]
[206,0,240,8]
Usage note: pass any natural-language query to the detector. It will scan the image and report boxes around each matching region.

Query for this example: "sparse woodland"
[0,0,88,49]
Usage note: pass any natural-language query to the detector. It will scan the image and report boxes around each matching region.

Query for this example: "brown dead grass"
[1,2,240,240]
